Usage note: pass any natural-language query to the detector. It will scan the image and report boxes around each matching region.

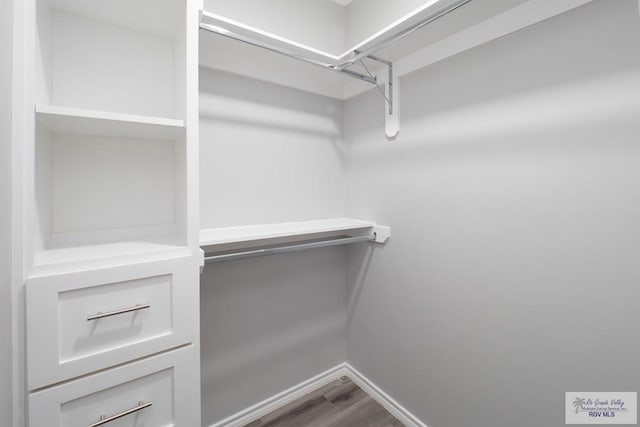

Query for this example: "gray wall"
[0,0,13,424]
[199,68,346,228]
[201,249,347,425]
[344,1,640,426]
[199,68,348,425]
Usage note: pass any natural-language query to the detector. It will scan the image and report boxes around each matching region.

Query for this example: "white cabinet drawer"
[29,346,199,427]
[26,256,198,390]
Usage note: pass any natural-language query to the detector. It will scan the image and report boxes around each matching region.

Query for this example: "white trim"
[207,363,426,427]
[208,364,349,427]
[11,0,29,424]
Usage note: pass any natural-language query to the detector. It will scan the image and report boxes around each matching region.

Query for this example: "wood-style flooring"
[245,376,405,427]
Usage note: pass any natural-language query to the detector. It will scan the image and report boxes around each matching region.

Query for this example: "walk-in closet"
[2,0,640,426]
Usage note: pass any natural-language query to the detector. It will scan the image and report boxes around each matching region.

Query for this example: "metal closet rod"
[204,233,375,264]
[199,0,472,84]
[332,0,472,70]
[199,21,376,85]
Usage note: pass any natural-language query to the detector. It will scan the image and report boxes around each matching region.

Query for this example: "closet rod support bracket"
[367,55,399,139]
[372,225,391,243]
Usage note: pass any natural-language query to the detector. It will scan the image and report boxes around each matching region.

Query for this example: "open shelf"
[200,218,377,250]
[36,105,185,140]
[47,0,184,39]
[32,114,188,270]
[28,0,193,277]
[35,0,186,119]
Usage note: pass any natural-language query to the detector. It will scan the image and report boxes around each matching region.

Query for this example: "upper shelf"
[200,0,593,100]
[200,0,471,67]
[36,105,185,140]
[200,218,385,249]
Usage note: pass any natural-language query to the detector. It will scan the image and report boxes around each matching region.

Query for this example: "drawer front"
[27,256,198,390]
[59,274,172,363]
[29,346,200,427]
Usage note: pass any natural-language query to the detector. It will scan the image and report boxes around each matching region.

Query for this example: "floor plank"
[323,378,367,410]
[316,395,398,427]
[258,395,339,427]
[245,377,405,427]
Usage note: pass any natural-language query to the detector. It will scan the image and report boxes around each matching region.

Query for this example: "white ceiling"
[330,0,352,6]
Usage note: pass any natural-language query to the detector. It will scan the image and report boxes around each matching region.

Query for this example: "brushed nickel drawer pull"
[86,304,151,321]
[89,401,152,427]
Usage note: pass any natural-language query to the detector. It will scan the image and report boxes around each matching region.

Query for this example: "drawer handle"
[90,401,152,427]
[86,304,151,321]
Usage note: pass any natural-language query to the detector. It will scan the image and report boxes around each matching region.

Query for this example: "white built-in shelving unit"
[15,0,203,425]
[29,0,198,275]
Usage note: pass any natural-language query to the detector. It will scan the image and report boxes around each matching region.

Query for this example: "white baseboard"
[208,363,349,427]
[208,362,426,427]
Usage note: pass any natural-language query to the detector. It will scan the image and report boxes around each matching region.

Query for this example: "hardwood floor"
[245,376,405,427]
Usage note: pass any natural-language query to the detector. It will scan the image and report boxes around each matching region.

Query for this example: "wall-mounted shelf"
[200,218,390,265]
[16,0,203,425]
[200,218,374,246]
[199,0,478,138]
[200,5,431,138]
[200,218,382,246]
[200,0,598,105]
[36,105,185,140]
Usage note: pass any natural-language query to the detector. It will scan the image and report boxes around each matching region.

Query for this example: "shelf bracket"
[367,55,399,139]
[351,55,398,139]
[199,0,477,139]
[200,11,403,138]
[372,225,391,243]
